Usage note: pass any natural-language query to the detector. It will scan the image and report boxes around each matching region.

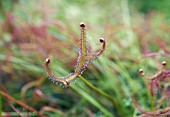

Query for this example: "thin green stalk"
[78,75,119,113]
[71,85,114,117]
[0,94,2,117]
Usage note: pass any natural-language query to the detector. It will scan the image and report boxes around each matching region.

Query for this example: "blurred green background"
[0,0,170,117]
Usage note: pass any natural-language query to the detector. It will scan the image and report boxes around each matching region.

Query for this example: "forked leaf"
[44,22,106,86]
[139,61,166,79]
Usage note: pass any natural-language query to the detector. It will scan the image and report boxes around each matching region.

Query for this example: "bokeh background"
[1,0,170,116]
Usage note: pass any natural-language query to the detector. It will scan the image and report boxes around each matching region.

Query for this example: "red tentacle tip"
[80,22,85,27]
[139,69,143,75]
[162,61,166,66]
[46,58,50,64]
[99,38,104,43]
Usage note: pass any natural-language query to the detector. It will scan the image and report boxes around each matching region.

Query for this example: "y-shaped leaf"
[44,22,106,86]
[139,61,166,79]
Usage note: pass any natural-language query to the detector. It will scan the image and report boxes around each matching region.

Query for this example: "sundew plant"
[1,0,170,117]
[133,61,170,116]
[44,22,106,87]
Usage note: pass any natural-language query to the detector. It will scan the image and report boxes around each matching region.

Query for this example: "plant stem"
[0,94,2,117]
[78,75,119,113]
[21,77,45,98]
[0,90,46,117]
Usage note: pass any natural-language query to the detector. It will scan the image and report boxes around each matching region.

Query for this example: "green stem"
[78,75,119,113]
[0,94,2,117]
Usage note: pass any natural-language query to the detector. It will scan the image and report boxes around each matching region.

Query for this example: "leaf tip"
[139,69,144,75]
[162,61,166,66]
[99,38,104,43]
[80,22,85,27]
[46,58,50,64]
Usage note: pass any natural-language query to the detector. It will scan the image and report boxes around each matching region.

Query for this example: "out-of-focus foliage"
[0,0,170,117]
[130,0,170,15]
